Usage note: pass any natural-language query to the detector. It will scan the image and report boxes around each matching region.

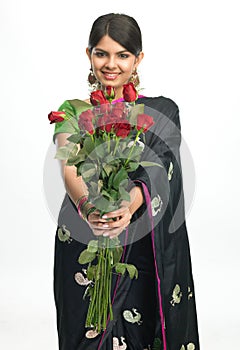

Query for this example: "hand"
[87,206,132,239]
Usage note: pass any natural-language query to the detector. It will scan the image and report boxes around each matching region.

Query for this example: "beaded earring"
[88,68,101,91]
[130,69,140,88]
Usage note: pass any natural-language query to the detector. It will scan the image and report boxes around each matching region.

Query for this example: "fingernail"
[103,233,109,237]
[102,215,107,219]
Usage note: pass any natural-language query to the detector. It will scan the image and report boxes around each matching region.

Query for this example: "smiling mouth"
[102,72,120,80]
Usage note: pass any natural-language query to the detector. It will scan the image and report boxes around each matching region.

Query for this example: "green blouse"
[53,99,91,143]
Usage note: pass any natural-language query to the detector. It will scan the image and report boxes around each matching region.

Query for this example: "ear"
[86,47,91,62]
[134,51,144,69]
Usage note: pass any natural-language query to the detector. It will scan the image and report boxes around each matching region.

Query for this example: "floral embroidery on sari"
[168,161,174,181]
[180,343,195,350]
[74,269,92,286]
[113,336,127,350]
[123,308,142,325]
[170,284,182,306]
[85,329,99,339]
[57,224,72,243]
[151,195,163,217]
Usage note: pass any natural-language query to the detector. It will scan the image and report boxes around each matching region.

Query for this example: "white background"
[1,0,239,349]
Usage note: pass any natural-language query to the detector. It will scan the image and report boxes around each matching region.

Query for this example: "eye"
[94,51,106,57]
[119,53,129,59]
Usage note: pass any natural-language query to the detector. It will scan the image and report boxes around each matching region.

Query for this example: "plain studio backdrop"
[0,0,239,349]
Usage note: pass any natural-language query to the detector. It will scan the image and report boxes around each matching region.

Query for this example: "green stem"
[124,130,141,166]
[107,133,111,153]
[113,137,120,156]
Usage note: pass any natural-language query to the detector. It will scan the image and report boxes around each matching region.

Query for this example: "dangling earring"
[88,68,101,91]
[130,69,140,88]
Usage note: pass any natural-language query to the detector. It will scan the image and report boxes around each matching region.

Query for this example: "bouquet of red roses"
[48,83,157,333]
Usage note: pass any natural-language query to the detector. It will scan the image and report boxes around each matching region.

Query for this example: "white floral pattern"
[113,336,127,350]
[151,195,163,216]
[180,343,195,350]
[123,308,142,325]
[170,284,182,306]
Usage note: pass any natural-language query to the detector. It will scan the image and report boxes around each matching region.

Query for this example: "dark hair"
[88,13,142,57]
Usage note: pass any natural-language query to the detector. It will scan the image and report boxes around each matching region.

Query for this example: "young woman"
[52,13,200,350]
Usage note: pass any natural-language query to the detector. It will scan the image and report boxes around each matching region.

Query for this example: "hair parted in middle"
[88,13,142,57]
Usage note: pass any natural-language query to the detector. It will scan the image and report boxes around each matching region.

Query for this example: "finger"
[107,227,127,239]
[101,207,129,220]
[88,213,110,224]
[92,229,110,236]
[101,213,131,229]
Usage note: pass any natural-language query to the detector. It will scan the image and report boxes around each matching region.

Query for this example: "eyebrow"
[94,48,129,54]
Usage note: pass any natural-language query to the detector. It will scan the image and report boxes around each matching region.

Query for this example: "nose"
[105,55,117,70]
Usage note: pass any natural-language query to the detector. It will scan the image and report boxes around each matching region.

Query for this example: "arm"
[56,133,89,204]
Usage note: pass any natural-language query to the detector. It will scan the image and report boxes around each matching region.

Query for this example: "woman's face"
[86,35,143,98]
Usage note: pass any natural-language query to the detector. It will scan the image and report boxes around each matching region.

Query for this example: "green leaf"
[101,189,113,199]
[66,151,86,166]
[139,161,163,168]
[83,136,95,155]
[86,265,97,280]
[102,164,114,177]
[80,162,96,181]
[95,143,106,158]
[112,168,128,189]
[126,161,139,172]
[67,133,82,143]
[87,240,99,253]
[124,145,143,159]
[78,250,96,264]
[88,181,99,196]
[119,186,131,202]
[54,143,75,160]
[126,264,138,279]
[115,263,126,275]
[112,246,123,264]
[92,196,116,212]
[105,154,115,163]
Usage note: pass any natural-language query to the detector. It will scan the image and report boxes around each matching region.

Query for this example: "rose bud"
[48,111,66,124]
[114,120,131,138]
[136,114,155,132]
[123,82,137,102]
[105,86,116,101]
[90,90,109,106]
[78,109,95,134]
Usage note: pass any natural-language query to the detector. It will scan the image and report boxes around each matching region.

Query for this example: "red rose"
[112,103,126,119]
[78,109,95,134]
[97,113,120,133]
[100,103,111,114]
[136,114,155,132]
[122,82,137,102]
[97,115,110,132]
[114,120,131,138]
[97,114,112,132]
[90,90,109,106]
[105,86,116,100]
[48,111,66,124]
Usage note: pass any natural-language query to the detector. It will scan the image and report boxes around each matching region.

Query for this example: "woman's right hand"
[87,210,112,237]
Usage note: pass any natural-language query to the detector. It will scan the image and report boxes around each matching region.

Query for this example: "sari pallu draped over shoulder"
[53,96,200,350]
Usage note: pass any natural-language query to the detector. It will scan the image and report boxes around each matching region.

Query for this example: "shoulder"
[138,95,180,128]
[58,99,91,116]
[138,95,179,115]
[58,98,90,110]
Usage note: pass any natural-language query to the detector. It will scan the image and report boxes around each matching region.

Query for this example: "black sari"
[53,96,200,350]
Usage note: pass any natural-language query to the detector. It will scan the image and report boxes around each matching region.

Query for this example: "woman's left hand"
[100,205,132,239]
